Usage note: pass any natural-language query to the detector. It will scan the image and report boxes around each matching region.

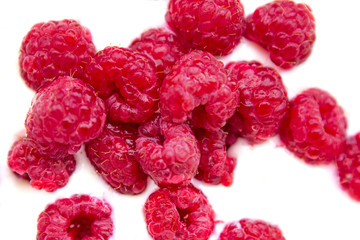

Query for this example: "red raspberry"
[136,114,200,187]
[129,28,189,81]
[280,88,347,165]
[144,184,215,240]
[19,19,96,91]
[7,136,76,192]
[219,218,285,240]
[85,122,148,195]
[37,194,113,240]
[25,76,106,155]
[226,61,289,143]
[160,50,239,132]
[245,0,316,69]
[166,0,246,56]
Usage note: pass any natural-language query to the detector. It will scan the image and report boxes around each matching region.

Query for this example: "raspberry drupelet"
[19,19,96,91]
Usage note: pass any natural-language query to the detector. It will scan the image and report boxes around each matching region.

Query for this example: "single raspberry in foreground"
[37,194,113,240]
[19,19,96,91]
[144,184,215,240]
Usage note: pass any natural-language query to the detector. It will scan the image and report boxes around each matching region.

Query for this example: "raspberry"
[226,61,289,143]
[245,0,316,69]
[83,46,159,123]
[85,122,147,195]
[219,218,285,240]
[19,19,96,91]
[280,88,347,165]
[165,0,246,56]
[37,194,113,240]
[25,76,106,155]
[129,28,189,81]
[160,50,239,132]
[223,111,243,148]
[136,114,200,187]
[144,184,215,240]
[7,136,76,192]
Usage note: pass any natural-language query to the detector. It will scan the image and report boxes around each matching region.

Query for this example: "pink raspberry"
[144,184,215,240]
[25,76,106,155]
[37,194,113,240]
[19,19,96,91]
[245,0,316,69]
[166,0,246,56]
[226,61,289,143]
[280,88,347,165]
[219,218,285,240]
[160,50,239,132]
[85,122,148,195]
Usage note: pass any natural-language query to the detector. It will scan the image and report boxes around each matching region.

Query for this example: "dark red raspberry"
[144,184,215,240]
[136,114,200,187]
[336,133,360,201]
[226,61,289,143]
[83,46,159,123]
[85,122,147,195]
[25,76,106,155]
[37,194,113,240]
[280,88,347,165]
[219,218,285,240]
[129,28,189,81]
[7,136,76,192]
[160,50,239,132]
[245,0,316,69]
[166,0,246,56]
[19,19,96,91]
[223,111,243,148]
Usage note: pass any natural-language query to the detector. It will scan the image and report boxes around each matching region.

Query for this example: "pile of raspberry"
[7,0,358,239]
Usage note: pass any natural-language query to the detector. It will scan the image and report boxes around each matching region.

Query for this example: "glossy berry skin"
[160,50,239,132]
[226,61,289,143]
[144,185,215,240]
[85,122,147,195]
[219,218,285,240]
[37,194,113,240]
[280,88,347,165]
[166,0,246,56]
[19,19,96,91]
[7,137,76,192]
[245,0,316,69]
[25,76,106,155]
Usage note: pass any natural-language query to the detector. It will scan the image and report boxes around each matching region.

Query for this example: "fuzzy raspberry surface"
[226,61,289,143]
[37,194,113,240]
[144,184,215,240]
[19,19,96,91]
[25,76,106,155]
[160,50,239,132]
[245,0,316,69]
[166,0,246,56]
[219,218,285,240]
[85,122,147,195]
[280,88,347,165]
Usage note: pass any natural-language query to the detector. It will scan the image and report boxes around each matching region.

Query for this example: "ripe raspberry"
[19,19,96,91]
[7,136,76,192]
[226,61,289,143]
[85,122,148,195]
[129,28,189,81]
[280,88,347,165]
[37,194,113,240]
[83,46,159,123]
[160,50,239,132]
[166,0,246,56]
[144,184,215,240]
[136,114,200,187]
[245,0,316,69]
[219,218,285,240]
[25,76,106,155]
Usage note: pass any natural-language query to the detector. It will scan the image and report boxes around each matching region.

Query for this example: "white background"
[1,0,360,239]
